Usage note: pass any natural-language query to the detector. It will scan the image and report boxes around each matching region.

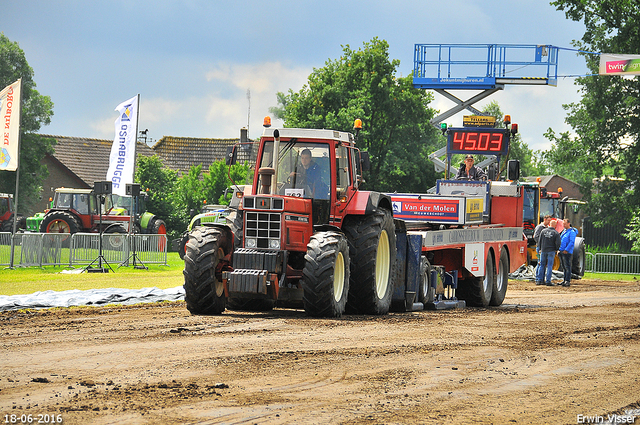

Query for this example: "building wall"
[35,156,89,213]
[544,176,583,200]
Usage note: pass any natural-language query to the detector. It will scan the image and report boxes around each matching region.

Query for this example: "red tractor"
[38,187,166,236]
[183,120,396,316]
[183,119,527,317]
[0,193,25,233]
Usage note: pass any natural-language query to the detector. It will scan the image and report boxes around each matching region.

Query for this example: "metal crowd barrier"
[0,232,167,268]
[585,252,595,273]
[590,252,640,275]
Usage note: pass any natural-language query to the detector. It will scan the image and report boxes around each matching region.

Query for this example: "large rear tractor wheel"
[301,231,350,317]
[0,220,12,232]
[343,209,396,315]
[40,211,82,234]
[572,237,586,277]
[458,250,495,307]
[183,227,229,315]
[150,218,167,234]
[104,225,127,251]
[490,248,509,306]
[149,218,167,251]
[418,256,435,305]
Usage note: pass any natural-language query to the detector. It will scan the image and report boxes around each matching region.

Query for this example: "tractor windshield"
[540,198,560,221]
[111,194,147,216]
[53,192,95,215]
[522,185,538,236]
[0,197,9,216]
[258,141,330,200]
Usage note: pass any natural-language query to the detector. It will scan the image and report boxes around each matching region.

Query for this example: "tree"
[0,34,56,213]
[135,155,179,235]
[625,211,640,253]
[549,0,640,229]
[136,155,250,241]
[271,37,442,192]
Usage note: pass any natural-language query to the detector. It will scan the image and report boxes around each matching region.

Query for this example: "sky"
[3,0,588,153]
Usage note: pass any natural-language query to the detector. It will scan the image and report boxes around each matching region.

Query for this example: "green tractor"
[175,185,245,259]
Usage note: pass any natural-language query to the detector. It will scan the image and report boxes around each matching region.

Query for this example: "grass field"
[0,253,185,296]
[1,252,638,298]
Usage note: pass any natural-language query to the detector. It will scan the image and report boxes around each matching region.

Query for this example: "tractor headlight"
[269,239,280,249]
[246,238,257,248]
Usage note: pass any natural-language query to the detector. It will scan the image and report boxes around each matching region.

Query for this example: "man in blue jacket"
[559,219,578,287]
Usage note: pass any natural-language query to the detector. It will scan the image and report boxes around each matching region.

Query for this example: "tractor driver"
[456,154,487,180]
[292,148,329,199]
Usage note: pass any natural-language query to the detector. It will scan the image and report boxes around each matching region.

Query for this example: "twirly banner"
[599,53,640,76]
[0,79,22,171]
[106,95,138,196]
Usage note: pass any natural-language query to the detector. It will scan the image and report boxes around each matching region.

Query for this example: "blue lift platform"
[413,44,560,174]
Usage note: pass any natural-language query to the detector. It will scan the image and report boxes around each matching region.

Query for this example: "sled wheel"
[490,248,509,306]
[458,250,494,307]
[418,256,435,304]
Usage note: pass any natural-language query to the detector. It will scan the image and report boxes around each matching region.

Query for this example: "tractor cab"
[228,124,366,229]
[50,189,98,216]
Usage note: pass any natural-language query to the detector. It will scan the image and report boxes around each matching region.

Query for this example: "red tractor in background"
[0,193,25,233]
[37,187,166,236]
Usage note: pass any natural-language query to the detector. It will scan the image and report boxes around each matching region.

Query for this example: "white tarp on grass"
[0,286,185,312]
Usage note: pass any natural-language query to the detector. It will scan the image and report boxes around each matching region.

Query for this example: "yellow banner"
[463,115,496,127]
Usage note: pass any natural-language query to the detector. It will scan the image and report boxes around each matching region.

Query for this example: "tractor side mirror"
[226,146,237,166]
[360,151,371,172]
[507,160,520,181]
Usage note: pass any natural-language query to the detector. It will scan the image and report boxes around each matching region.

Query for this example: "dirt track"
[1,278,640,425]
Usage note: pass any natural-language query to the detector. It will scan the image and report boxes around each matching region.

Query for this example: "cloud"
[116,61,313,141]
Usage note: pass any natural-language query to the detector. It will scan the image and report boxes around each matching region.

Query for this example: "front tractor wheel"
[301,231,350,317]
[344,210,396,315]
[183,227,230,315]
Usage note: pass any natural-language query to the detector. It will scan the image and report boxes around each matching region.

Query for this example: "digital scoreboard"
[446,127,510,156]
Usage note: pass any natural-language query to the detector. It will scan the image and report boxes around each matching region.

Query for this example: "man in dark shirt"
[456,155,486,180]
[294,149,328,199]
[536,219,561,286]
[533,215,552,279]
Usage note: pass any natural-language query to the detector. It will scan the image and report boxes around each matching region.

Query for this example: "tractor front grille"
[244,212,281,249]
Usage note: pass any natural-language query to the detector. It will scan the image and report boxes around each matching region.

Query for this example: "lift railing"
[413,44,559,89]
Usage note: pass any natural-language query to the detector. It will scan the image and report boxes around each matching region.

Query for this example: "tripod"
[119,192,147,269]
[84,194,114,273]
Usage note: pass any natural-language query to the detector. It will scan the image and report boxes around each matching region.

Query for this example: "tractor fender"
[339,190,393,217]
[198,222,234,253]
[140,212,154,230]
[314,224,342,233]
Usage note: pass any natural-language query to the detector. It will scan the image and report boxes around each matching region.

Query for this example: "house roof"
[524,175,581,189]
[152,136,239,175]
[41,135,156,187]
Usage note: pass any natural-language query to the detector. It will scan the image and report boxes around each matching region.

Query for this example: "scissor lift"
[413,44,559,174]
